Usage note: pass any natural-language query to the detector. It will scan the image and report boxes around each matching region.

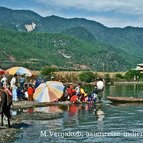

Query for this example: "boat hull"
[107,96,143,103]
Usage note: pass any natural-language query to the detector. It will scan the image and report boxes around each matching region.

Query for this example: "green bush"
[79,71,96,83]
[41,66,58,79]
[139,74,143,81]
[124,70,141,81]
[104,74,111,83]
[115,73,124,79]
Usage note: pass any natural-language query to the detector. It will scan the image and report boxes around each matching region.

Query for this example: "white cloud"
[3,0,143,27]
[35,0,143,15]
[86,16,143,28]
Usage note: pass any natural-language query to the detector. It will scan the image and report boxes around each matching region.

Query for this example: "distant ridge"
[0,7,143,71]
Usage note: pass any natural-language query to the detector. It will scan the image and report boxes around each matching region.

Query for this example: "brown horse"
[0,89,12,128]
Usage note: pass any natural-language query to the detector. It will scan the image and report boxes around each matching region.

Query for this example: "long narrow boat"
[107,96,143,103]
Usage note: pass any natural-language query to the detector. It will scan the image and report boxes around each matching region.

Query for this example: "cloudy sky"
[0,0,143,28]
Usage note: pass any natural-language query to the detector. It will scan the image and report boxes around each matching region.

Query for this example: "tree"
[104,74,111,83]
[41,66,58,79]
[124,70,141,81]
[114,73,124,81]
[79,71,96,83]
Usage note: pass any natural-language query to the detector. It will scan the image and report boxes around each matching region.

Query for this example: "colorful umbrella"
[6,67,32,76]
[33,81,65,102]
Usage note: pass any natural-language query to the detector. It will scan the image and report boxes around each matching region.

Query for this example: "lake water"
[12,83,143,143]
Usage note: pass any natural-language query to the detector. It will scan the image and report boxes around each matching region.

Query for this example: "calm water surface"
[12,83,143,143]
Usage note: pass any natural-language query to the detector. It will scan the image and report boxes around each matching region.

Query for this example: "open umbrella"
[33,81,65,102]
[6,67,32,76]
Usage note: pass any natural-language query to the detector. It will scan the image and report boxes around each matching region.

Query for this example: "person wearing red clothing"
[27,84,34,101]
[67,85,76,98]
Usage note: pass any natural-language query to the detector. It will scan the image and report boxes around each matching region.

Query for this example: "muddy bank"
[12,101,71,109]
[0,127,17,143]
[0,110,64,143]
[0,101,70,143]
[0,119,20,143]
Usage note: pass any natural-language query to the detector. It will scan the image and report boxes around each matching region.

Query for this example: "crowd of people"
[60,78,105,103]
[0,74,104,128]
[0,74,44,102]
[0,73,105,103]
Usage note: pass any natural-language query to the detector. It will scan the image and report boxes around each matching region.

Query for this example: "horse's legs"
[1,112,4,126]
[8,118,11,128]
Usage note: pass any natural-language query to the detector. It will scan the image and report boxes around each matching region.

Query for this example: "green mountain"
[0,29,128,71]
[0,7,142,71]
[0,7,42,31]
[62,26,96,42]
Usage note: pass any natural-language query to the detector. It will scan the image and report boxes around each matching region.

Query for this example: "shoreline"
[12,100,72,109]
[0,101,71,143]
[113,81,143,84]
[64,81,143,86]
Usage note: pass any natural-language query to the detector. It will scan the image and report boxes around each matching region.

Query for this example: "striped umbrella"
[6,67,32,76]
[33,81,65,102]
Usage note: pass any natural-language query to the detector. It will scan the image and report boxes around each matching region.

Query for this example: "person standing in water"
[96,78,104,102]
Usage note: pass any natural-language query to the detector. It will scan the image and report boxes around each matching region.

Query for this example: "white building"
[135,64,143,73]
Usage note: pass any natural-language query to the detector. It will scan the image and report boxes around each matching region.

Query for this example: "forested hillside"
[0,7,143,71]
[0,29,128,71]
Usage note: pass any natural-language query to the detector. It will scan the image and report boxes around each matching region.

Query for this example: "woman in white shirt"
[10,74,18,101]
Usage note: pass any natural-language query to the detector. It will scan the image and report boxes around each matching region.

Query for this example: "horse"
[0,89,12,128]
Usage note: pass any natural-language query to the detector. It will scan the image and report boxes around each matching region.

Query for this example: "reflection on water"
[11,84,143,143]
[106,83,143,98]
[34,106,62,113]
[12,103,143,143]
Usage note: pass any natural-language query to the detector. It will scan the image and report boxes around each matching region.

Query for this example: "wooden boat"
[107,96,143,103]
